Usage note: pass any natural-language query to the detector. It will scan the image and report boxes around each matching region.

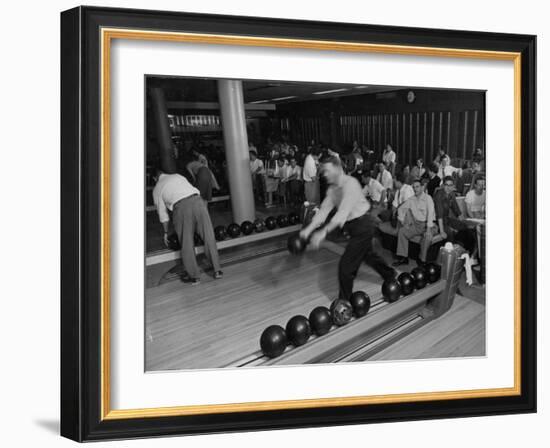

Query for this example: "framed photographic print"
[60,6,537,442]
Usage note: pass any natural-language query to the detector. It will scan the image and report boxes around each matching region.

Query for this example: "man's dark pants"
[338,214,393,301]
[172,194,221,279]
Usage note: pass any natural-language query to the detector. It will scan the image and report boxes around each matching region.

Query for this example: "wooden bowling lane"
[145,246,385,371]
[367,294,485,361]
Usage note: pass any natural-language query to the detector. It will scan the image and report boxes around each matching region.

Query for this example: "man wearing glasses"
[433,176,465,240]
[392,179,436,267]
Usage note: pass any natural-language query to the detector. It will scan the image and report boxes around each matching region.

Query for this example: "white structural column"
[217,79,256,223]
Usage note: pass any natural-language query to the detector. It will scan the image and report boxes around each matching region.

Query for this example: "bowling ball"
[397,272,415,296]
[285,315,311,347]
[411,266,427,289]
[240,220,254,236]
[276,214,289,227]
[308,306,332,336]
[382,279,402,303]
[260,325,288,358]
[425,263,442,283]
[288,212,300,225]
[265,216,277,230]
[330,299,353,326]
[227,223,241,238]
[349,291,371,317]
[253,218,265,233]
[214,225,227,241]
[167,233,180,251]
[287,234,307,255]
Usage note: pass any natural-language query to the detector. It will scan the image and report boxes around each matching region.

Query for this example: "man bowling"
[299,155,396,301]
[153,169,222,285]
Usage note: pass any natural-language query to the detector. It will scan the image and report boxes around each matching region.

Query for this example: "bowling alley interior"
[145,76,487,371]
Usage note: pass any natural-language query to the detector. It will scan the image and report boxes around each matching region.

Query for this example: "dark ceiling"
[147,77,402,105]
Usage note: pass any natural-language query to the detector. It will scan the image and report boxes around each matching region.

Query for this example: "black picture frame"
[61,6,536,442]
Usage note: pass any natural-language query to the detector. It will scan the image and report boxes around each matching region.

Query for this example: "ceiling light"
[270,96,297,101]
[312,88,349,95]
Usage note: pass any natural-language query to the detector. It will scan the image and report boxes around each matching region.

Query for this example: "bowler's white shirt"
[152,173,200,223]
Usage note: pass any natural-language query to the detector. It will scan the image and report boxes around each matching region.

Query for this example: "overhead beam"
[166,101,276,111]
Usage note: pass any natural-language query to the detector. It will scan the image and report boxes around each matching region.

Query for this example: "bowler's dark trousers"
[339,213,393,301]
[172,194,221,279]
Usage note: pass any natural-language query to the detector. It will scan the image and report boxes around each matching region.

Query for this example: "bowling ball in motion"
[425,263,442,283]
[276,214,289,227]
[411,266,427,289]
[265,216,277,230]
[260,325,288,359]
[226,223,241,238]
[308,306,332,336]
[288,212,300,225]
[166,233,180,251]
[382,279,402,303]
[285,315,312,347]
[214,225,227,241]
[397,272,415,296]
[349,291,371,317]
[253,218,265,233]
[330,299,353,326]
[240,220,254,236]
[287,234,308,255]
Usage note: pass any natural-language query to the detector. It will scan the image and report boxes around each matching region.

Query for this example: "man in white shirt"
[376,162,393,190]
[392,173,415,209]
[437,155,458,179]
[361,172,387,204]
[153,171,222,285]
[393,179,436,266]
[465,176,486,218]
[299,155,396,301]
[303,148,321,204]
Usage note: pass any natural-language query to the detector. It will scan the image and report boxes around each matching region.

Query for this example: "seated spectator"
[393,179,437,267]
[376,162,393,190]
[437,155,459,179]
[410,158,426,181]
[425,162,441,196]
[455,161,472,195]
[433,146,447,164]
[465,176,486,218]
[362,145,375,173]
[392,173,415,212]
[433,176,464,240]
[362,171,387,205]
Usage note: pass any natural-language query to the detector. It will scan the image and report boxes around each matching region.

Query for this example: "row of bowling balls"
[214,213,300,241]
[381,263,442,303]
[260,291,371,359]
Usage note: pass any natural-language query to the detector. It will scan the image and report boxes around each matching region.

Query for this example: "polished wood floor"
[370,294,485,361]
[145,243,485,371]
